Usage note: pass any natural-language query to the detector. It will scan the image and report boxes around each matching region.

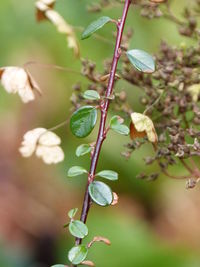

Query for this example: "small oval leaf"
[76,144,92,157]
[82,16,112,40]
[68,208,78,219]
[89,181,113,206]
[68,245,88,265]
[111,124,130,135]
[69,220,88,238]
[70,106,97,138]
[83,90,100,100]
[110,115,129,135]
[68,166,87,177]
[110,115,124,125]
[96,170,118,181]
[51,265,68,267]
[126,49,155,73]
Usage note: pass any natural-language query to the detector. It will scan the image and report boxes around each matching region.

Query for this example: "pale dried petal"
[36,145,64,164]
[18,83,35,103]
[1,67,27,94]
[45,9,73,34]
[0,67,36,103]
[19,128,46,157]
[38,131,61,146]
[19,128,64,164]
[35,1,49,12]
[67,35,79,57]
[131,112,158,143]
[41,0,55,5]
[35,3,79,56]
[27,70,42,95]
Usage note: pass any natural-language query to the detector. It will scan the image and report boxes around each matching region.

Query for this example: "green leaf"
[76,144,92,157]
[68,166,87,177]
[89,181,113,206]
[68,245,88,265]
[82,16,112,40]
[111,124,130,135]
[69,220,88,238]
[51,265,67,267]
[96,170,118,181]
[126,49,155,73]
[110,115,124,125]
[83,90,100,100]
[70,106,97,138]
[68,208,78,219]
[110,115,130,135]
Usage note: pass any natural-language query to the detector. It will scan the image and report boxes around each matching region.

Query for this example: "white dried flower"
[0,67,40,103]
[35,0,79,56]
[19,128,64,164]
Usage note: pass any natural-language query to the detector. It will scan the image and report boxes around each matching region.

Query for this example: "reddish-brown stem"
[74,0,131,249]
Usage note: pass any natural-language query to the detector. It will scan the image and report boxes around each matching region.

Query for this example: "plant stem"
[75,0,131,247]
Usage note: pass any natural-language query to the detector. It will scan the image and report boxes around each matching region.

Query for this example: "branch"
[73,0,131,253]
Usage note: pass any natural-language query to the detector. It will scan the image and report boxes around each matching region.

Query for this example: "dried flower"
[0,67,40,103]
[35,0,79,56]
[19,128,64,164]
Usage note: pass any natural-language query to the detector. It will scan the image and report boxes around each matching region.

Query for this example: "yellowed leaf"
[130,112,158,143]
[187,84,200,102]
[130,122,146,140]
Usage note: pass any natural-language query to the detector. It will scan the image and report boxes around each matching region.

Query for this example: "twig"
[24,61,82,76]
[73,0,132,260]
[47,118,69,132]
[179,158,193,174]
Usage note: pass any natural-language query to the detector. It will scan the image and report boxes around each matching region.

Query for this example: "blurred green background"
[0,0,200,266]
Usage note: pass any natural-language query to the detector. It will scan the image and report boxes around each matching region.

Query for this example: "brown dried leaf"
[0,68,4,79]
[130,122,146,140]
[111,192,119,206]
[88,236,111,248]
[81,260,95,267]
